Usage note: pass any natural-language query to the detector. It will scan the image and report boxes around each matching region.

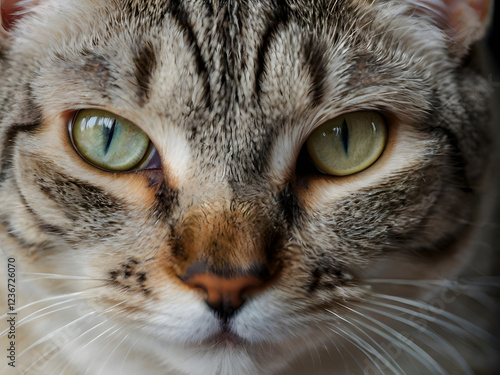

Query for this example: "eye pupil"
[341,118,349,155]
[103,119,117,155]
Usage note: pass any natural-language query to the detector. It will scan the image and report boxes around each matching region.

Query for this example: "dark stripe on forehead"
[123,0,170,26]
[201,0,215,16]
[0,121,42,183]
[304,40,328,106]
[133,41,157,106]
[255,2,290,98]
[169,0,211,106]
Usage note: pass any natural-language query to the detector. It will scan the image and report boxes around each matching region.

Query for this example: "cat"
[0,0,499,374]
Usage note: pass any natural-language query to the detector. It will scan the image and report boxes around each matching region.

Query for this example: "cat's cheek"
[84,257,229,343]
[289,128,451,265]
[92,292,222,344]
[230,293,311,342]
[7,119,171,247]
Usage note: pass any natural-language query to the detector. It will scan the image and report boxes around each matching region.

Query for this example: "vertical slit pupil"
[104,119,117,155]
[341,118,349,155]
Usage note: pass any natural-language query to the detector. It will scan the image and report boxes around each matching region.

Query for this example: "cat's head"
[0,0,493,373]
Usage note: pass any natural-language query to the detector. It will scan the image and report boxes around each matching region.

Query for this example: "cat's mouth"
[204,325,244,347]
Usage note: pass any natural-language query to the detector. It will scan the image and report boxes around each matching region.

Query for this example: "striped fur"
[0,1,497,374]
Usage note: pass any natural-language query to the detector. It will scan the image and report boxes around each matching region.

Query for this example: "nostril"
[209,298,239,322]
[183,273,264,308]
[178,264,268,319]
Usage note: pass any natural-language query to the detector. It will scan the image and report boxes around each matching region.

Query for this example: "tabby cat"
[0,0,498,374]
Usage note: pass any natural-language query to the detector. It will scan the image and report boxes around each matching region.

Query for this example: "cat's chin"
[145,332,297,375]
[143,316,264,351]
[202,326,245,348]
[129,311,312,375]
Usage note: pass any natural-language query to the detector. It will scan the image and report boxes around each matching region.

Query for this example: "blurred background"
[485,5,500,373]
[488,3,499,65]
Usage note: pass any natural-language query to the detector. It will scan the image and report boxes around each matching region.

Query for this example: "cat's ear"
[1,0,37,36]
[408,0,492,57]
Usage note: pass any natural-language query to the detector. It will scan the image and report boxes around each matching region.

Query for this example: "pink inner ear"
[442,0,491,23]
[1,0,27,31]
[407,0,491,52]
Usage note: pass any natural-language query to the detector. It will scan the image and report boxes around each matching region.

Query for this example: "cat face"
[0,0,494,374]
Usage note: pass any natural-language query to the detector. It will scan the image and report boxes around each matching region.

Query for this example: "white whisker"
[49,302,128,375]
[337,305,450,375]
[321,323,366,374]
[362,277,500,290]
[97,329,131,375]
[15,310,98,375]
[81,324,119,351]
[333,324,391,375]
[356,302,474,375]
[16,310,98,362]
[1,302,82,339]
[19,345,60,375]
[0,291,87,320]
[369,293,496,342]
[19,272,93,281]
[326,308,404,375]
[16,300,79,327]
[120,336,140,375]
[314,322,350,374]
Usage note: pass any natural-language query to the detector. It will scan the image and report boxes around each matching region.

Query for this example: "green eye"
[306,111,387,176]
[70,109,154,172]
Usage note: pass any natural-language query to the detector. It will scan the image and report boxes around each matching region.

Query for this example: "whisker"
[0,291,87,320]
[0,302,80,338]
[120,337,140,375]
[97,329,131,375]
[369,293,497,342]
[326,308,404,375]
[81,324,119,351]
[39,301,129,375]
[85,327,124,375]
[16,300,80,327]
[356,302,474,375]
[54,320,120,375]
[331,323,391,375]
[14,310,98,375]
[361,277,500,312]
[313,322,350,374]
[19,345,60,375]
[16,310,98,363]
[19,272,93,281]
[337,305,450,375]
[362,277,500,289]
[321,324,366,374]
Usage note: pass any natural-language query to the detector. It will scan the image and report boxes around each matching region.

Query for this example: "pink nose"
[179,263,267,319]
[183,273,265,309]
